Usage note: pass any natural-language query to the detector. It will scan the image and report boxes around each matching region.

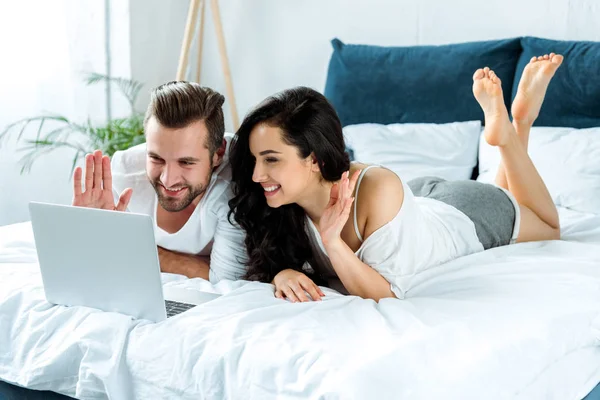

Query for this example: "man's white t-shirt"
[110,134,247,283]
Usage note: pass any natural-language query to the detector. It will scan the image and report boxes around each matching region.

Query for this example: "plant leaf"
[83,72,144,112]
[0,115,70,147]
[5,73,147,174]
[70,150,82,176]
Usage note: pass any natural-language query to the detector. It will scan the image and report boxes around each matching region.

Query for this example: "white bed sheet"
[0,207,599,400]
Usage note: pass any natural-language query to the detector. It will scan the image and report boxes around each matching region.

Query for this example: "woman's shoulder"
[351,163,404,198]
[351,163,405,240]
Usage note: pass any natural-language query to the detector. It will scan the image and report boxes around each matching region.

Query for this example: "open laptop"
[28,202,221,323]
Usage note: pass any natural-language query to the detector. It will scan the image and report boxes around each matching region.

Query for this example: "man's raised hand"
[72,150,132,211]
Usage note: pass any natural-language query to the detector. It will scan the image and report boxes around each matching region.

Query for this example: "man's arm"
[207,207,249,282]
[157,246,210,279]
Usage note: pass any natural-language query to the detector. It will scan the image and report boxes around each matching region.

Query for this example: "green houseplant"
[0,73,146,174]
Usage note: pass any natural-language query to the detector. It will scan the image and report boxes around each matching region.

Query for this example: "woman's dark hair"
[228,87,350,282]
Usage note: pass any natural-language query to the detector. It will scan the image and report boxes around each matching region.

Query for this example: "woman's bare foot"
[511,53,564,125]
[472,67,513,147]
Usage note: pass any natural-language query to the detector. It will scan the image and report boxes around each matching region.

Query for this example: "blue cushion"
[512,37,600,128]
[324,38,522,127]
[584,382,600,400]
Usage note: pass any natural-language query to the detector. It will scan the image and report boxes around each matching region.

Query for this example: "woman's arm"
[319,168,404,301]
[323,239,395,301]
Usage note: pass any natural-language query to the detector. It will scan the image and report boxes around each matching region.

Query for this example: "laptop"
[28,202,221,323]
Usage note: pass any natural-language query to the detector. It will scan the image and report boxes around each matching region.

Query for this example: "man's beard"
[150,180,207,212]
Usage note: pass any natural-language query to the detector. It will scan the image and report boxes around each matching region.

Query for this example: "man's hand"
[72,150,132,211]
[157,246,210,280]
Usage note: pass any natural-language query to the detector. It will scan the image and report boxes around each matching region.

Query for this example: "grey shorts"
[407,177,521,250]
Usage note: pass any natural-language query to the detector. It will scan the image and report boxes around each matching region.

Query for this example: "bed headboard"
[324,37,600,129]
[512,37,600,128]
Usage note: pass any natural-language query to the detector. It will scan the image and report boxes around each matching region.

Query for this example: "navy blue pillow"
[511,37,600,128]
[324,38,522,127]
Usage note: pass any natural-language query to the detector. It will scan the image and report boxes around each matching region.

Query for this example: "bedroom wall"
[129,0,600,131]
[2,0,599,226]
[0,0,131,226]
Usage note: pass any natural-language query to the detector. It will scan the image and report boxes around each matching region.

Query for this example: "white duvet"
[0,207,599,400]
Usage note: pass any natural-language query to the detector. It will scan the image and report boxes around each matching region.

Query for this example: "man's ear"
[212,139,226,167]
[310,153,321,173]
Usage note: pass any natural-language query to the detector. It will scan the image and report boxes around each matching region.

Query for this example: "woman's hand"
[319,170,361,246]
[272,269,325,302]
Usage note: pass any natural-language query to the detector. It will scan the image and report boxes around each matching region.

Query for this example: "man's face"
[145,116,220,212]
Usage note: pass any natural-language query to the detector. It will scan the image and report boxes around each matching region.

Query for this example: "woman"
[228,54,563,302]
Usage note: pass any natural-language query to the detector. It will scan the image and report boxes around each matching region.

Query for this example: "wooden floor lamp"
[176,0,239,130]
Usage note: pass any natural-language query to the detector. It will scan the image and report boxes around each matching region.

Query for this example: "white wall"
[0,0,131,226]
[128,0,600,132]
[2,0,600,226]
[129,0,189,113]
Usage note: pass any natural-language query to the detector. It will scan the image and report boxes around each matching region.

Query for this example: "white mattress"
[0,207,599,399]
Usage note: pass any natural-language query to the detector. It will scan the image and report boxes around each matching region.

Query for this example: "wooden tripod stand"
[176,0,239,129]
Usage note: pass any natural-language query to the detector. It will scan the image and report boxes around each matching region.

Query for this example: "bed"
[1,36,600,399]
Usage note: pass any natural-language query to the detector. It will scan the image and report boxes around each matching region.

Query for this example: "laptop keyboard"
[165,300,196,317]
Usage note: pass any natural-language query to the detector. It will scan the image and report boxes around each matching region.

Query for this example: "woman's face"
[249,124,317,208]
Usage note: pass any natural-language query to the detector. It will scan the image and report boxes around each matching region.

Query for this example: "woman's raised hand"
[318,170,361,246]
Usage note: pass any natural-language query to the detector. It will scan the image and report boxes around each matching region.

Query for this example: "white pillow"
[477,126,600,214]
[343,121,481,182]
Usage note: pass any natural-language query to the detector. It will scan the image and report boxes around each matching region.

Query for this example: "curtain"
[0,0,130,226]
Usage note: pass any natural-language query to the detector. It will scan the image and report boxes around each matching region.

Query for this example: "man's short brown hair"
[144,81,225,156]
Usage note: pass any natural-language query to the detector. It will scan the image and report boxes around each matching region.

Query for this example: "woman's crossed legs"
[472,53,563,242]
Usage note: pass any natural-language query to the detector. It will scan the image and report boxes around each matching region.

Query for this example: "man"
[71,81,247,282]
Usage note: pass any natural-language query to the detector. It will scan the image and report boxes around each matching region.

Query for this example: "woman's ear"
[310,153,321,173]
